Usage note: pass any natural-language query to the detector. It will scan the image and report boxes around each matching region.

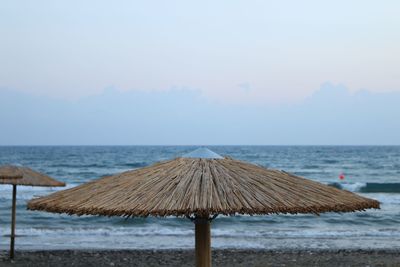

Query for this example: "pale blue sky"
[0,1,399,144]
[1,83,399,145]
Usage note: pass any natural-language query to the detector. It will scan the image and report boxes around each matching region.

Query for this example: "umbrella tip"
[182,147,224,159]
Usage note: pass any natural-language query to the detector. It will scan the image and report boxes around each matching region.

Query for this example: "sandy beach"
[1,249,400,267]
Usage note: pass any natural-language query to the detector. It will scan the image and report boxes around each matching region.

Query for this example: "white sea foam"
[2,225,400,240]
[339,182,367,192]
[2,226,400,250]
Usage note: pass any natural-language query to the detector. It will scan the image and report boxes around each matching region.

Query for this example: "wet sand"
[1,249,400,267]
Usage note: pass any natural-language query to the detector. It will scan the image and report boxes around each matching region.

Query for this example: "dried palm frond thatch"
[0,166,65,187]
[28,157,379,217]
[0,165,23,179]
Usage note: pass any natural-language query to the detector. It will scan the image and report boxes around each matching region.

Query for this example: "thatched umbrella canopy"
[0,165,23,179]
[0,165,65,259]
[28,148,379,267]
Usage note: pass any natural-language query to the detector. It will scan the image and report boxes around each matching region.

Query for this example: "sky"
[1,1,399,145]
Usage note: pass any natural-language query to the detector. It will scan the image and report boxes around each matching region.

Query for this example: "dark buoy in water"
[339,173,345,180]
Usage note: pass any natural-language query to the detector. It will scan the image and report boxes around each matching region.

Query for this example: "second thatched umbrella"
[0,165,23,180]
[28,148,379,267]
[0,165,65,259]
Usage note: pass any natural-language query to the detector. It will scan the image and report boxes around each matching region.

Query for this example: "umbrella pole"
[10,185,17,259]
[194,217,211,267]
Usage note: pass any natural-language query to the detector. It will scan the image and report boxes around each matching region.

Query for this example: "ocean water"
[0,146,399,250]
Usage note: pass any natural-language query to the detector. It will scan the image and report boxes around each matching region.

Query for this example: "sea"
[0,146,399,250]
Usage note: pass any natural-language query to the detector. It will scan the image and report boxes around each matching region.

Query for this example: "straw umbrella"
[0,165,23,180]
[0,165,65,259]
[28,148,379,267]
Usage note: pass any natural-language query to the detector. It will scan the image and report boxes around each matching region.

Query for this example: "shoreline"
[1,249,400,266]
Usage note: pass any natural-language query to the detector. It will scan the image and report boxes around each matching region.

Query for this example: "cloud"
[237,82,252,92]
[0,83,399,145]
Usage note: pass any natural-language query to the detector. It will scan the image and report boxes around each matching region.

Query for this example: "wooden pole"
[10,185,17,259]
[195,217,211,267]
